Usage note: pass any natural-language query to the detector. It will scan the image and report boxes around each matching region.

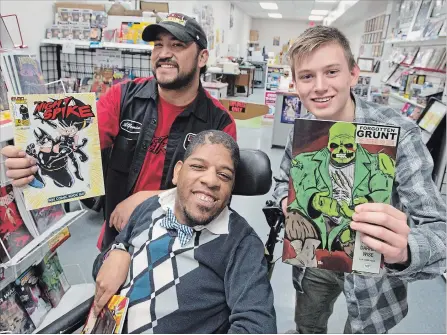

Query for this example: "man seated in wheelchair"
[92,130,277,334]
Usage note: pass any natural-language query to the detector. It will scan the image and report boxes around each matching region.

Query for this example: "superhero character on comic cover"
[0,185,33,261]
[282,121,397,272]
[27,96,93,189]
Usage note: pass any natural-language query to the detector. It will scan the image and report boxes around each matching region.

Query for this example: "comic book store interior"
[0,0,446,333]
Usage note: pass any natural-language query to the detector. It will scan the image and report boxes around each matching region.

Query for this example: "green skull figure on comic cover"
[287,122,396,268]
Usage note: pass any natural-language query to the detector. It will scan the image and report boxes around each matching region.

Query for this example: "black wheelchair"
[37,148,285,334]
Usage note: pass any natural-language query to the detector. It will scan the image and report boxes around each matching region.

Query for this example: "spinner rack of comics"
[1,21,95,335]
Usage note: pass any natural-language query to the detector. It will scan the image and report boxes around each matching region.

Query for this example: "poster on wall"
[273,36,280,46]
[281,95,301,124]
[264,91,277,119]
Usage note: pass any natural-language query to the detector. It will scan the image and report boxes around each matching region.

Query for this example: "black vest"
[101,78,234,250]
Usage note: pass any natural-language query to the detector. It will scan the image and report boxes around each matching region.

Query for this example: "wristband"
[104,243,127,261]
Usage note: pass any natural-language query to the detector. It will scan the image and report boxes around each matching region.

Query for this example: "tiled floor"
[58,88,446,333]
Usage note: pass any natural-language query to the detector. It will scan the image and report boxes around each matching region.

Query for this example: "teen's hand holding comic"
[281,195,410,265]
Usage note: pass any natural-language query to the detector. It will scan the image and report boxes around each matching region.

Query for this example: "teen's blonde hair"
[288,26,356,81]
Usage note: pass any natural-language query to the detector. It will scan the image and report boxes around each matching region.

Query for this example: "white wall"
[1,0,252,66]
[251,19,308,56]
[336,20,365,60]
[1,0,55,58]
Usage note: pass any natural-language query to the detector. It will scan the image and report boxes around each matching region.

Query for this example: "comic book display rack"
[1,18,98,335]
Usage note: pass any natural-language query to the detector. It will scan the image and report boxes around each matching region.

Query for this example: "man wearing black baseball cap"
[142,13,208,50]
[1,12,237,250]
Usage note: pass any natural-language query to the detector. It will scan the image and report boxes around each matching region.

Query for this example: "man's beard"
[154,61,199,90]
[182,206,220,227]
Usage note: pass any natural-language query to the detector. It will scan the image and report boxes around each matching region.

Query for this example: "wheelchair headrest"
[233,149,272,196]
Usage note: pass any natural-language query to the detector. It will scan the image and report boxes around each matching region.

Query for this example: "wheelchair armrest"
[36,296,94,334]
[233,149,272,196]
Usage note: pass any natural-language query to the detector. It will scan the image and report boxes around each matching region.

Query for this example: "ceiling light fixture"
[260,2,278,10]
[311,10,329,15]
[268,13,283,18]
[309,15,324,21]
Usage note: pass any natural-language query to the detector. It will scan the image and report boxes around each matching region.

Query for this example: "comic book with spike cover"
[282,119,400,274]
[10,93,105,210]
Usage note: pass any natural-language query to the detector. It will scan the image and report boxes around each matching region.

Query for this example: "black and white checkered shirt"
[273,94,447,333]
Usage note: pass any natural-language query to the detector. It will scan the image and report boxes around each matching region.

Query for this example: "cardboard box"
[140,1,169,13]
[55,2,105,11]
[249,30,259,42]
[220,100,268,120]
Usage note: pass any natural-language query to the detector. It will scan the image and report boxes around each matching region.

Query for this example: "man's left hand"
[350,203,410,265]
[110,190,161,232]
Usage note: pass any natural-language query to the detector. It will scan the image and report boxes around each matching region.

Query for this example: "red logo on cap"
[168,13,185,21]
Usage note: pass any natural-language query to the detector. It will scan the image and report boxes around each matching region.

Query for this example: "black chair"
[37,148,272,334]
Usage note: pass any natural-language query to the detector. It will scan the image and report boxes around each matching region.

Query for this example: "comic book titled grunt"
[282,119,400,274]
[10,93,105,210]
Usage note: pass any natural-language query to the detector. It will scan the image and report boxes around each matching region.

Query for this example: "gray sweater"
[93,189,277,334]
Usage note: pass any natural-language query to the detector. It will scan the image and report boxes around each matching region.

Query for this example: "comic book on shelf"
[10,93,105,210]
[282,119,400,274]
[35,251,70,307]
[30,204,66,234]
[0,184,34,262]
[14,266,52,327]
[0,67,9,111]
[0,282,36,333]
[82,295,129,334]
[12,54,47,95]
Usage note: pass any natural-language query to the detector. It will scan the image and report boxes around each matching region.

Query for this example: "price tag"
[48,227,71,252]
[62,42,76,54]
[89,41,103,48]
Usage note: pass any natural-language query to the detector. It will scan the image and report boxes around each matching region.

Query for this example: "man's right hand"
[1,146,38,186]
[94,249,130,316]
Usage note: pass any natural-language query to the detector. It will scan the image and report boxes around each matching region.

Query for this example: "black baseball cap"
[142,13,207,49]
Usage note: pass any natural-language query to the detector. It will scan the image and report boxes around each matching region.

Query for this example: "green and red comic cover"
[282,119,400,274]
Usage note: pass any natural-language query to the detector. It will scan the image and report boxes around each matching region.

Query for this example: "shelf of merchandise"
[389,92,425,109]
[40,38,154,51]
[1,209,87,270]
[385,36,446,47]
[34,283,95,333]
[0,121,14,143]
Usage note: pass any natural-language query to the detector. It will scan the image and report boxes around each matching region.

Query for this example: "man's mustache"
[156,58,179,68]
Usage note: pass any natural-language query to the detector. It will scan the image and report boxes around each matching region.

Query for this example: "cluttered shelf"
[34,283,95,333]
[41,38,154,51]
[389,92,425,109]
[385,36,446,47]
